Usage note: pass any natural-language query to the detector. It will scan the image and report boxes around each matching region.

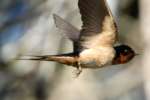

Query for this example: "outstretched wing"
[78,0,118,49]
[53,14,80,42]
[53,14,81,53]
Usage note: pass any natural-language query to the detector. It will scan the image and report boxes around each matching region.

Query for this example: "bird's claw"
[72,61,82,77]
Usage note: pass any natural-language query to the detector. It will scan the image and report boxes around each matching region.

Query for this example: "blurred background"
[0,0,149,100]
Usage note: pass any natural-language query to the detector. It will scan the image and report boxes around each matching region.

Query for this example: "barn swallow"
[18,0,136,76]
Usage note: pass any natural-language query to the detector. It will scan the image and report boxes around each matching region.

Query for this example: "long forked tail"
[17,54,78,66]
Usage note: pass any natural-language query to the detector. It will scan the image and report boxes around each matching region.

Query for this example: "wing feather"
[78,0,118,49]
[53,14,80,41]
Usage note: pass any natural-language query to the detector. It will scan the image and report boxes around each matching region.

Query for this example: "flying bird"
[18,0,136,76]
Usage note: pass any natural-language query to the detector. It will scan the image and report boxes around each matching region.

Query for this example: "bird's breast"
[79,47,115,68]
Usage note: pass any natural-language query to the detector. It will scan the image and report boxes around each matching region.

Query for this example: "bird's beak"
[135,53,140,56]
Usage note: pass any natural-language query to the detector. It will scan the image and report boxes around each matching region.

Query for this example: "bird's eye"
[124,49,128,53]
[123,49,129,55]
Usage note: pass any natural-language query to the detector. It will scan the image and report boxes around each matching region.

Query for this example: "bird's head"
[112,45,136,65]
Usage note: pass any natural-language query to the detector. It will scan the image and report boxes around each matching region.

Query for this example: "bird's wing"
[53,14,82,53]
[78,0,118,49]
[53,14,80,42]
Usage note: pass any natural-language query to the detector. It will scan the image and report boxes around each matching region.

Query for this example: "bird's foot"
[73,62,82,77]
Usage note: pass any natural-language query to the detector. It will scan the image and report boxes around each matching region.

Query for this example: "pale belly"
[80,60,105,68]
[78,47,115,68]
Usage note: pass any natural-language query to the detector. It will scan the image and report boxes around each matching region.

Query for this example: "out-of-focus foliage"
[119,0,139,19]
